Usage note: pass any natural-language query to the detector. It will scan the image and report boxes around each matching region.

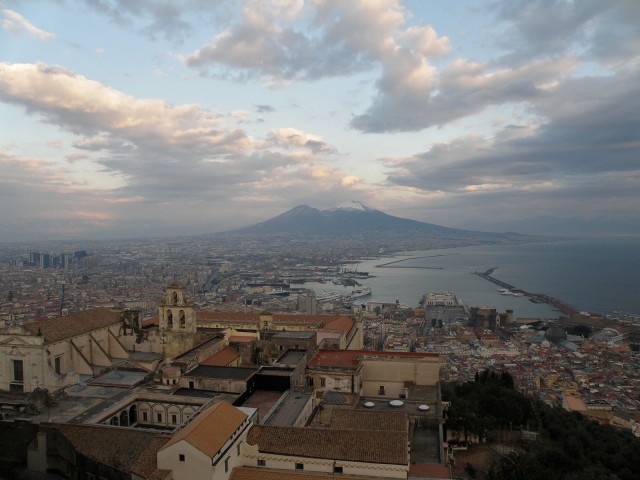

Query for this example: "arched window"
[129,404,138,425]
[179,310,186,327]
[167,310,173,326]
[110,416,119,426]
[120,410,129,427]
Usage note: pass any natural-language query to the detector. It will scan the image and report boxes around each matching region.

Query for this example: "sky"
[1,0,639,242]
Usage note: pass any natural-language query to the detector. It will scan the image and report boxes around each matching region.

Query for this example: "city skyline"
[1,0,640,242]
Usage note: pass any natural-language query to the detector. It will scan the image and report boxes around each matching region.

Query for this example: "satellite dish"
[418,404,430,411]
[389,400,404,407]
[364,401,375,408]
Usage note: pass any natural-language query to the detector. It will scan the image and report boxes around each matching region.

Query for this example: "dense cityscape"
[3,1,640,479]
[0,234,639,479]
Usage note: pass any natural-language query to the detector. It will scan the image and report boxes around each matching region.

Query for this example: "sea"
[302,237,640,320]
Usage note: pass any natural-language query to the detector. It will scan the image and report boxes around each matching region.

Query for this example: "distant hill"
[230,201,526,240]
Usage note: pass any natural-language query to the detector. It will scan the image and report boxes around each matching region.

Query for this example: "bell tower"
[159,283,196,335]
[158,283,197,360]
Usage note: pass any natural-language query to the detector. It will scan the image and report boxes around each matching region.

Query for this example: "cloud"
[2,9,56,41]
[491,0,640,66]
[80,0,207,43]
[183,0,447,83]
[0,61,361,238]
[383,66,640,230]
[265,128,337,154]
[179,0,580,134]
[255,104,275,113]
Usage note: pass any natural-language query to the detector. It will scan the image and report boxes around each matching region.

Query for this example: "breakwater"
[475,269,579,316]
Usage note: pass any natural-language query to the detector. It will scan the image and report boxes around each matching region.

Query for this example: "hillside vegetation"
[443,371,640,480]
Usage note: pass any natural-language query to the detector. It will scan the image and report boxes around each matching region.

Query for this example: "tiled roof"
[198,311,260,322]
[564,395,587,412]
[246,425,407,465]
[230,467,393,480]
[186,365,257,380]
[328,409,408,433]
[319,316,354,334]
[307,350,361,369]
[409,463,451,479]
[24,308,122,344]
[48,423,169,478]
[308,350,439,369]
[161,400,247,458]
[272,314,328,325]
[201,346,241,366]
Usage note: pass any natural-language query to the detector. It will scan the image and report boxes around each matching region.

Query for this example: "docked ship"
[349,286,372,299]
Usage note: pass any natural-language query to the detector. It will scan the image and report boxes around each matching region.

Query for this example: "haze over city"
[1,0,640,242]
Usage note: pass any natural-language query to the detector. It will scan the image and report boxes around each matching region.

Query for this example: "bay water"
[318,237,640,320]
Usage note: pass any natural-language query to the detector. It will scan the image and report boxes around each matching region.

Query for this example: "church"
[0,284,203,393]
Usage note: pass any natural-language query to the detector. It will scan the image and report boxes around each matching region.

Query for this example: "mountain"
[231,201,525,240]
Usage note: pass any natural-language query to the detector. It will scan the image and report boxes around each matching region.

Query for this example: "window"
[179,454,185,462]
[295,463,304,471]
[188,381,195,389]
[257,459,266,467]
[334,466,343,473]
[142,412,148,422]
[171,414,177,424]
[237,443,241,456]
[54,355,62,374]
[12,360,24,383]
[224,457,230,473]
[157,413,162,423]
[378,385,385,395]
[320,377,325,387]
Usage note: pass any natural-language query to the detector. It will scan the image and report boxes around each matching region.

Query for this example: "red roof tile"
[246,425,407,465]
[24,308,122,344]
[200,346,240,366]
[161,401,247,458]
[198,311,260,321]
[308,349,438,368]
[48,423,169,478]
[328,409,408,432]
[409,463,451,478]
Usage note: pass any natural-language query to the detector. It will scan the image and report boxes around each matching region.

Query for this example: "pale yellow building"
[157,400,257,480]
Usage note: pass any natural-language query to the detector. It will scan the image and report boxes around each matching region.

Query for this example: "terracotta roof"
[24,308,122,344]
[409,463,451,479]
[307,350,361,369]
[230,467,392,480]
[161,400,247,458]
[272,314,327,325]
[198,311,260,322]
[319,316,354,334]
[48,423,169,478]
[328,409,408,433]
[308,350,439,369]
[564,395,587,412]
[246,425,407,465]
[200,346,240,366]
